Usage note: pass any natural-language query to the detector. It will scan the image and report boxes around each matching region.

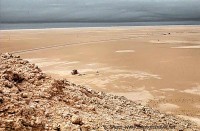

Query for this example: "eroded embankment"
[0,53,198,130]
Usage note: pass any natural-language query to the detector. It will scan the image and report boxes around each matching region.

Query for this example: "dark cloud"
[0,0,200,23]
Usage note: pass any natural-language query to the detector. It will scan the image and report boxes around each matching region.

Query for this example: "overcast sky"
[0,0,200,23]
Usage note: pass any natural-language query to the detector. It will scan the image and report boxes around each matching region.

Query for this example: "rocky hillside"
[0,53,198,130]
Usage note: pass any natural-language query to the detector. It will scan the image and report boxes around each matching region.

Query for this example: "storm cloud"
[0,0,200,23]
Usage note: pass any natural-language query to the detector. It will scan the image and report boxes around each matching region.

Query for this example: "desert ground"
[1,26,200,125]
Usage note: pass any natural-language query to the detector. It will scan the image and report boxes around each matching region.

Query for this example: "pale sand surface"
[1,26,200,125]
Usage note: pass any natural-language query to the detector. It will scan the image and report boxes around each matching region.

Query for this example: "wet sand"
[1,26,200,125]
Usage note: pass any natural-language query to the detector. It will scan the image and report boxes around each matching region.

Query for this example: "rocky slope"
[0,53,198,131]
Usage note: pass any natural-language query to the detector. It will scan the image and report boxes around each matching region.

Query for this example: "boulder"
[71,115,83,125]
[71,69,79,75]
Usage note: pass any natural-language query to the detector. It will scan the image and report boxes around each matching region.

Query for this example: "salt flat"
[1,25,200,125]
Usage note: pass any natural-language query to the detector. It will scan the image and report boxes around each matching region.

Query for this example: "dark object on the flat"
[71,70,79,75]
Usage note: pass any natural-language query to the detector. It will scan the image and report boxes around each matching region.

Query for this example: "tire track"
[11,36,137,54]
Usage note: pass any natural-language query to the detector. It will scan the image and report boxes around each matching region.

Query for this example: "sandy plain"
[1,26,200,125]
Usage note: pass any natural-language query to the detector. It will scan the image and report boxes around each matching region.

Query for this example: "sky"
[0,0,200,23]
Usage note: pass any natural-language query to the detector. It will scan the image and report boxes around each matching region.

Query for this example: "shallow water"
[1,21,200,30]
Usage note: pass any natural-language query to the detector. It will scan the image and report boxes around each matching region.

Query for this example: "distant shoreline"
[1,21,200,31]
[1,24,200,32]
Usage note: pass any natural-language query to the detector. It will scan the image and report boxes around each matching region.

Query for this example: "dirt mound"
[0,53,198,130]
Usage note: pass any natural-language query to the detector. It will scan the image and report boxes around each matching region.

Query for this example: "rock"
[71,69,79,75]
[5,119,14,123]
[71,115,83,125]
[81,125,90,131]
[21,92,28,98]
[13,73,24,83]
[14,55,20,58]
[160,114,165,119]
[0,97,3,104]
[1,53,13,59]
[88,105,96,112]
[53,124,60,131]
[35,117,42,125]
[3,81,13,88]
[60,124,72,131]
[134,122,142,128]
